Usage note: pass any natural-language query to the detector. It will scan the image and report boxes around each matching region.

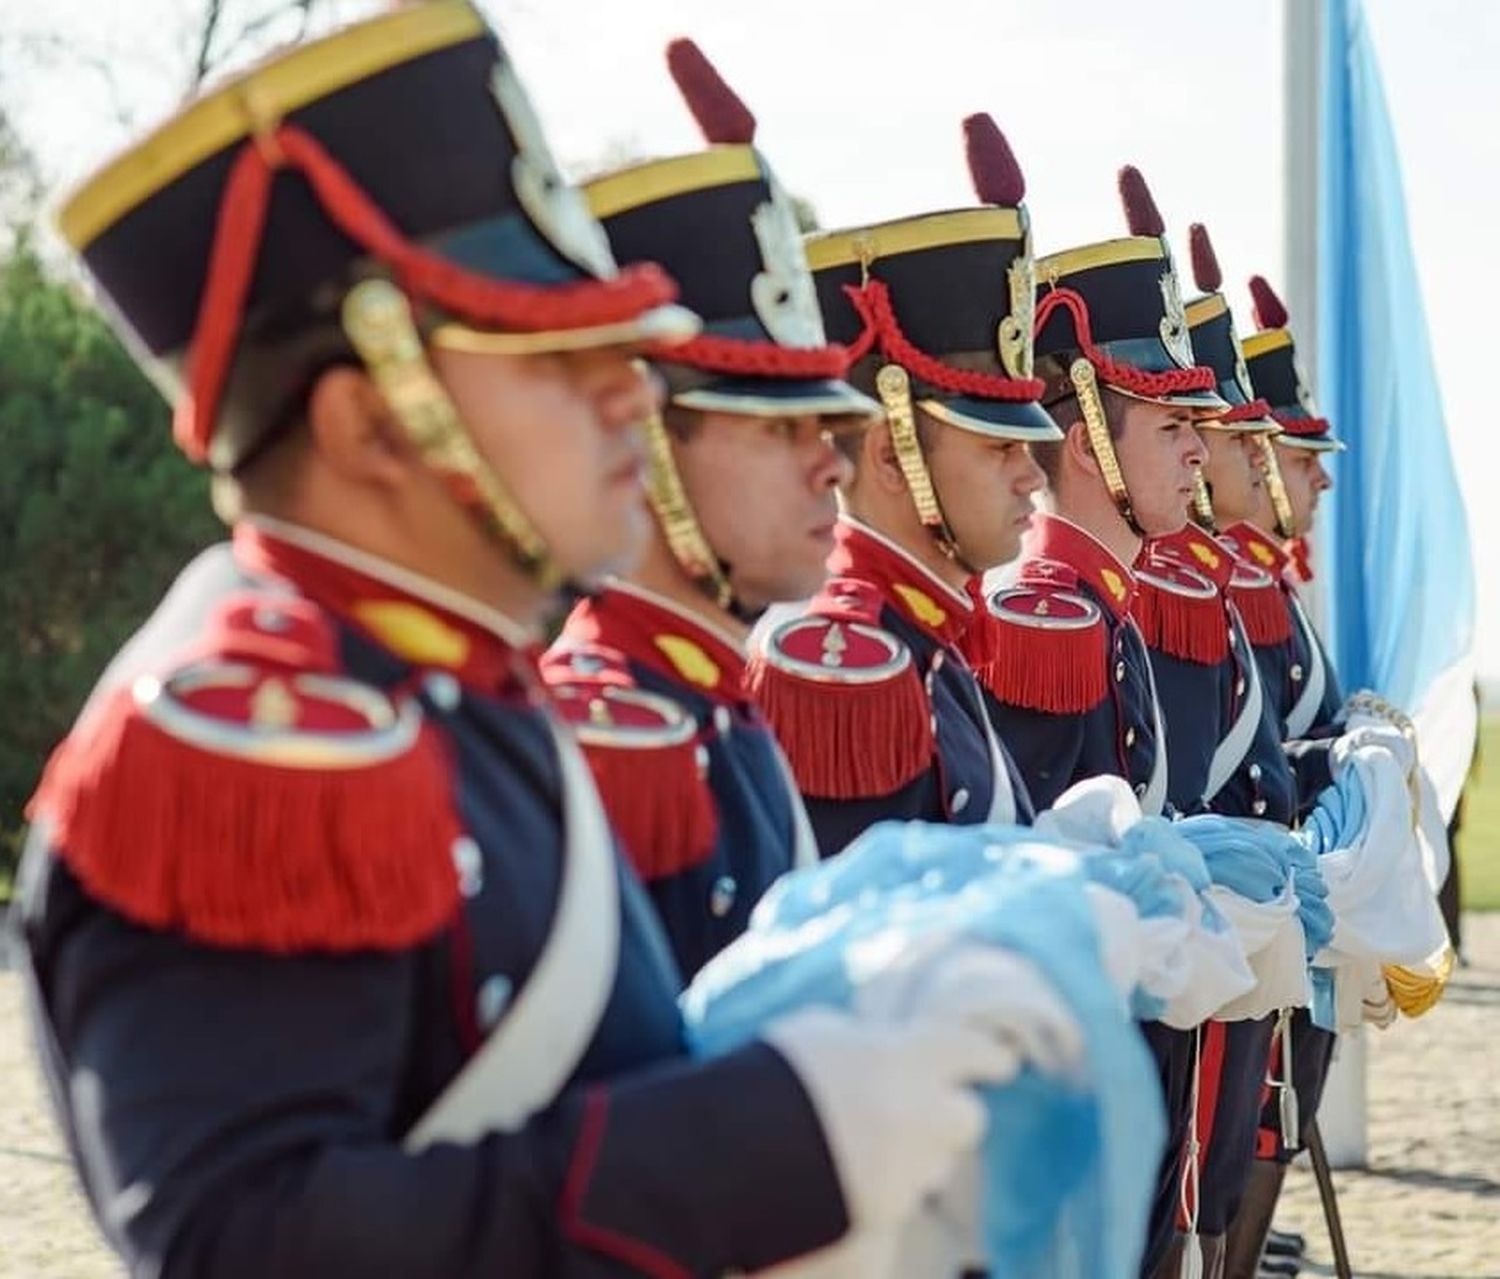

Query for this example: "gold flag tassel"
[1384,946,1456,1018]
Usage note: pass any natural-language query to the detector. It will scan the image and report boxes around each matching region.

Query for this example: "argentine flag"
[1316,0,1477,818]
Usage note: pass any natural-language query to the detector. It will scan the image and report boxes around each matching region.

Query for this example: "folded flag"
[684,818,1164,1279]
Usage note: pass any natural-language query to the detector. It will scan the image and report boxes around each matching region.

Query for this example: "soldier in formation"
[12,8,1446,1279]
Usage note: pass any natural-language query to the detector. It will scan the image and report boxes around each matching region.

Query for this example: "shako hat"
[583,39,875,419]
[1241,275,1344,452]
[1183,224,1278,433]
[802,113,1057,442]
[1033,166,1228,413]
[56,0,697,474]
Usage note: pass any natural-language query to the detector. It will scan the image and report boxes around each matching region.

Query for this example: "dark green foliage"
[0,242,220,877]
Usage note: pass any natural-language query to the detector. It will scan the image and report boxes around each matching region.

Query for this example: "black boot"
[1264,1228,1304,1258]
[1223,1161,1287,1279]
[1201,1232,1226,1279]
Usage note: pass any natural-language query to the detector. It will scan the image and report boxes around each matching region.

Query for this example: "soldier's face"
[1200,429,1265,524]
[433,345,662,581]
[925,421,1046,570]
[670,409,854,609]
[1112,401,1207,536]
[1273,443,1333,537]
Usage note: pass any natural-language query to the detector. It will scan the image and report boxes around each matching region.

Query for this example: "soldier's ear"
[306,365,420,491]
[1063,418,1101,482]
[864,419,908,496]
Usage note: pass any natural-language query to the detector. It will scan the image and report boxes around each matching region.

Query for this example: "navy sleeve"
[1144,650,1221,814]
[802,770,943,858]
[1003,747,1038,825]
[1284,736,1338,822]
[20,859,846,1279]
[979,693,1091,812]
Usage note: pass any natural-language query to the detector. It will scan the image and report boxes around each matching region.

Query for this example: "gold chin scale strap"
[1191,469,1218,532]
[341,278,565,592]
[1255,435,1297,540]
[874,362,975,572]
[1069,358,1142,537]
[642,413,736,611]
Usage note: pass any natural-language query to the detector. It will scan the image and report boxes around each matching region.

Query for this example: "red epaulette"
[27,593,461,954]
[1133,539,1230,665]
[541,645,717,881]
[976,558,1109,714]
[1225,560,1294,646]
[745,577,933,800]
[1217,527,1295,646]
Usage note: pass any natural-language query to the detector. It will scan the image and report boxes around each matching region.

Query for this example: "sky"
[2,0,1496,674]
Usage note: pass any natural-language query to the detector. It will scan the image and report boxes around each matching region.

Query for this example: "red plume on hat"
[962,113,1026,207]
[666,39,757,144]
[1118,164,1165,236]
[1188,223,1222,293]
[1248,275,1290,329]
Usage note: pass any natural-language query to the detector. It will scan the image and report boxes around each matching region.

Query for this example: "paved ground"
[3,918,1498,1278]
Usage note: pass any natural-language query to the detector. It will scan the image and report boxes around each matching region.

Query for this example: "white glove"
[1362,965,1399,1029]
[762,1005,1015,1231]
[1332,720,1416,780]
[852,941,1087,1078]
[1326,958,1399,1032]
[1206,883,1310,1020]
[1159,889,1257,1028]
[1034,773,1144,847]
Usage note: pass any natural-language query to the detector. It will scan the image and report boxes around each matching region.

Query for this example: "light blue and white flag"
[1317,0,1477,816]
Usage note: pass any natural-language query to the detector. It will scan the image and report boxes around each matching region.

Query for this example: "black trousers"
[1256,1008,1337,1161]
[1197,1016,1277,1231]
[1139,1020,1197,1277]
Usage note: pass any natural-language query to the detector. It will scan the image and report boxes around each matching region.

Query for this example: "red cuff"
[560,1088,692,1279]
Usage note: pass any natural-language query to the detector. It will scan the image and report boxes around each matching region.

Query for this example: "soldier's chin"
[574,504,651,588]
[764,551,836,608]
[995,523,1031,569]
[1136,499,1192,538]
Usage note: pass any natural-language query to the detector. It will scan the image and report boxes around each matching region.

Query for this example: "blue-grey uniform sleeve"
[19,859,846,1279]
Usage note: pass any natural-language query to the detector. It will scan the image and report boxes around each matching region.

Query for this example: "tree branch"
[188,0,227,93]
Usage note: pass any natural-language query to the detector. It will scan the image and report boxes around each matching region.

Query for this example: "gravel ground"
[2,917,1497,1278]
[1276,914,1500,1279]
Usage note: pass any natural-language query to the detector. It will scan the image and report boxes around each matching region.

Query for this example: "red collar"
[1145,525,1234,592]
[556,582,749,703]
[1217,520,1294,580]
[828,519,978,647]
[233,521,532,692]
[1021,513,1137,620]
[1284,536,1314,583]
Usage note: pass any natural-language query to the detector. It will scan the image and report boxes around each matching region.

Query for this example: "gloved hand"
[761,1004,1021,1232]
[1361,965,1399,1029]
[852,941,1087,1079]
[1034,773,1144,847]
[1332,719,1416,780]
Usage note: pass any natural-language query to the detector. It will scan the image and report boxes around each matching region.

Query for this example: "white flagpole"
[1283,0,1321,389]
[1282,0,1368,1171]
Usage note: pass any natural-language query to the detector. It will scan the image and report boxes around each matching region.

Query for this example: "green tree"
[0,243,220,875]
